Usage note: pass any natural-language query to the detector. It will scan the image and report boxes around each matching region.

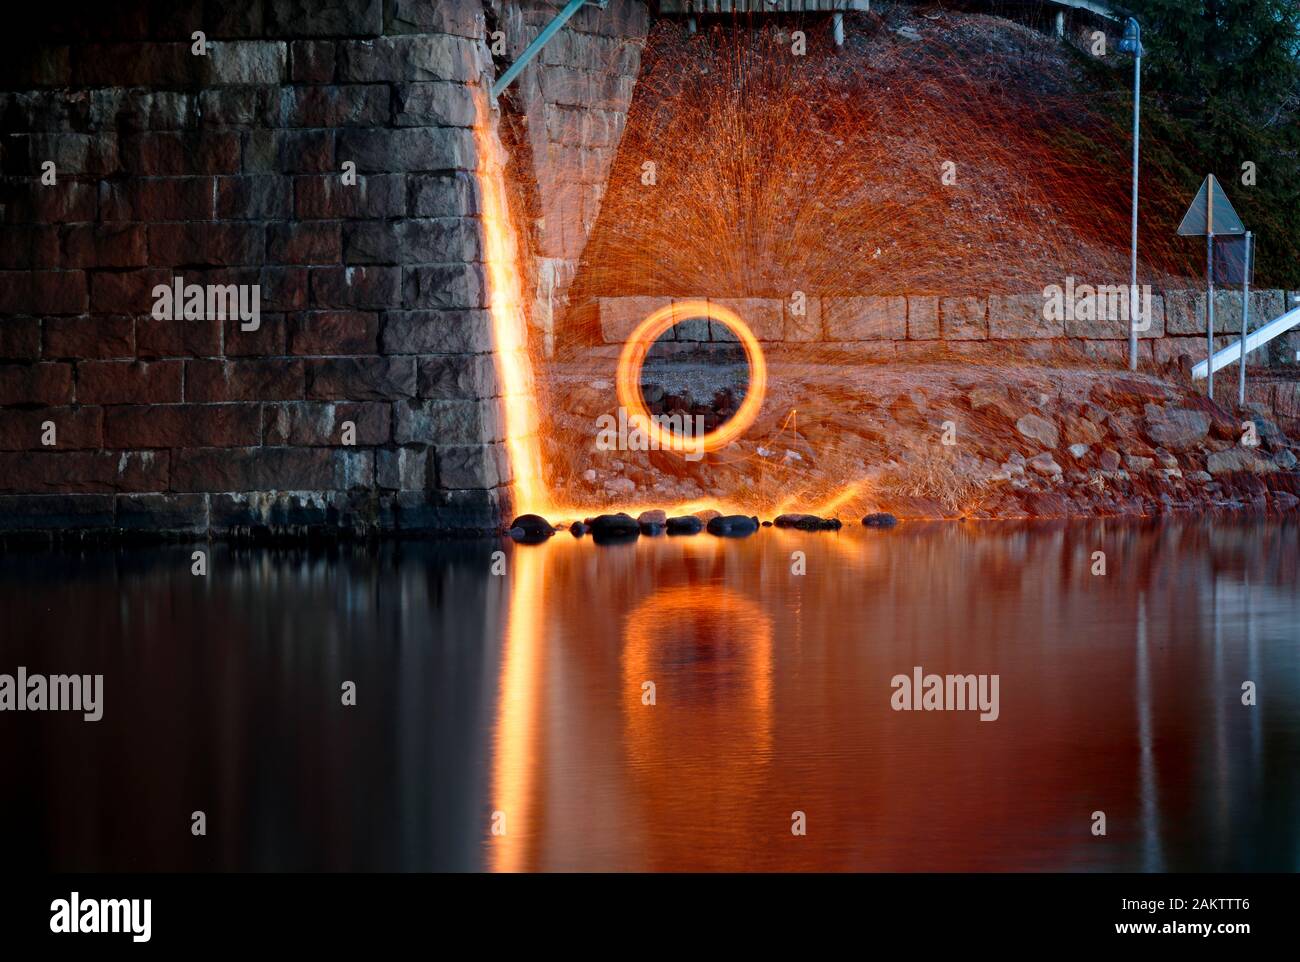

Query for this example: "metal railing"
[1192,298,1300,398]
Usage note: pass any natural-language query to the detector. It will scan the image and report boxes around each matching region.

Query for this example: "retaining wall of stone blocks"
[595,290,1300,368]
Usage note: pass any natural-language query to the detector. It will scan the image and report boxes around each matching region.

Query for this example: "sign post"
[1241,232,1252,405]
[1177,175,1246,398]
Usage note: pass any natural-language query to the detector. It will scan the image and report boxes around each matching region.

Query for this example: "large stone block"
[823,297,906,340]
[906,296,939,340]
[1064,293,1165,339]
[43,316,134,359]
[288,310,377,354]
[309,265,402,308]
[136,317,222,358]
[1164,290,1205,335]
[115,493,208,532]
[185,359,306,402]
[262,400,390,445]
[377,445,429,490]
[386,0,485,37]
[61,224,148,269]
[105,404,262,448]
[148,223,264,266]
[405,263,486,310]
[344,218,481,264]
[100,176,216,220]
[0,450,167,493]
[290,40,337,83]
[218,175,294,220]
[940,297,987,340]
[709,298,783,341]
[336,126,473,173]
[170,446,333,492]
[269,223,342,265]
[306,356,417,399]
[393,82,477,128]
[0,270,88,314]
[221,311,287,359]
[293,174,406,219]
[0,318,41,361]
[284,85,390,127]
[78,360,182,405]
[394,397,504,445]
[118,130,241,175]
[267,0,383,37]
[988,293,1063,339]
[0,494,115,531]
[410,172,480,218]
[381,309,494,355]
[207,42,288,86]
[417,354,500,400]
[435,442,511,489]
[599,296,669,343]
[0,406,102,450]
[783,296,822,342]
[339,36,480,84]
[89,269,170,314]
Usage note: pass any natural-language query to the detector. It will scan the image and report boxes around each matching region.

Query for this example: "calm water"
[2,520,1298,872]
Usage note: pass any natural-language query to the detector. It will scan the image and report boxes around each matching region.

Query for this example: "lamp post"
[1118,17,1143,371]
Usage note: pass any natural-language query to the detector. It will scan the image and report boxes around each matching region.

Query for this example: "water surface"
[2,519,1298,872]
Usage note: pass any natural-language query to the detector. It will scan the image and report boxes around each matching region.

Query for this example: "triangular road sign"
[1177,174,1246,236]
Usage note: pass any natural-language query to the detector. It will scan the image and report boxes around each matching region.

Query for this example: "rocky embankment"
[534,361,1300,523]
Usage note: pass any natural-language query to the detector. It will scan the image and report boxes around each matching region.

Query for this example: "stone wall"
[491,0,648,355]
[0,1,531,537]
[595,290,1300,369]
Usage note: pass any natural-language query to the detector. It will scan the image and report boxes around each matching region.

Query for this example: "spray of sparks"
[489,11,1213,523]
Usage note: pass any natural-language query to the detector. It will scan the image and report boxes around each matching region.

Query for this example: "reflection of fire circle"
[621,586,773,868]
[615,299,767,453]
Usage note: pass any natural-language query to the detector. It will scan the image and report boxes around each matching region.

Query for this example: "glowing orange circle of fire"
[614,299,767,454]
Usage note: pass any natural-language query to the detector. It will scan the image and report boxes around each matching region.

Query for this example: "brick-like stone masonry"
[596,290,1300,371]
[0,1,649,538]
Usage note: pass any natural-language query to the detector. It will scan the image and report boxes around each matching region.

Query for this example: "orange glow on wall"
[474,93,550,517]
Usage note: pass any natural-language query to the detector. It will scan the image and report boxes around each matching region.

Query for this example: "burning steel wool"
[482,11,1299,528]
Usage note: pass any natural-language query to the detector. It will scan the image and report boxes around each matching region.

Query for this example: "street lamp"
[1118,17,1143,370]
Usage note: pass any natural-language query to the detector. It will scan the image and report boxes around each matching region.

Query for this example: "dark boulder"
[862,512,899,528]
[508,514,554,543]
[666,515,704,535]
[774,513,841,531]
[587,513,641,543]
[706,514,760,537]
[569,522,587,537]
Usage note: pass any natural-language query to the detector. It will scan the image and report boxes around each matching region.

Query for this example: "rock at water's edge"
[862,512,899,527]
[666,515,704,535]
[706,514,760,536]
[774,513,841,531]
[508,513,554,542]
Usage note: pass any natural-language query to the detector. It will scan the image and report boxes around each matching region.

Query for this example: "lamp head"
[1118,17,1144,57]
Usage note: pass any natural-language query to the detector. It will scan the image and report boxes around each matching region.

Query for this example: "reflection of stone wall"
[595,291,1300,370]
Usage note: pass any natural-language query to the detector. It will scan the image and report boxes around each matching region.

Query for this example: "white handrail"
[1192,302,1300,380]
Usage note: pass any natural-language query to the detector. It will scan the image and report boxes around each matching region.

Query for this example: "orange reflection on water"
[488,540,546,872]
[622,586,773,870]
